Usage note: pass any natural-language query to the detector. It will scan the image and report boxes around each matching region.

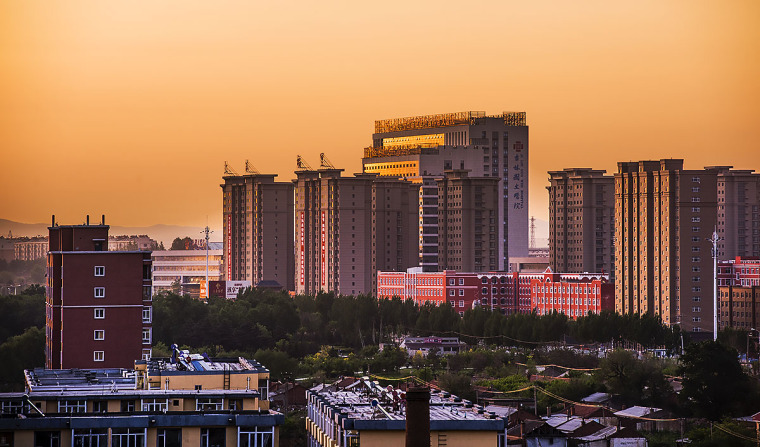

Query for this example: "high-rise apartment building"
[710,166,760,259]
[362,111,529,270]
[294,168,418,296]
[614,160,718,333]
[46,216,152,369]
[548,168,614,279]
[221,173,294,290]
[371,177,420,292]
[437,170,500,272]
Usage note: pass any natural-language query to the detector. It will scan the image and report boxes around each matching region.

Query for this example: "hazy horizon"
[2,1,758,228]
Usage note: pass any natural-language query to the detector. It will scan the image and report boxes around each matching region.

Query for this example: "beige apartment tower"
[548,168,614,279]
[221,173,295,289]
[710,166,760,259]
[437,170,500,272]
[615,159,718,333]
[294,168,419,296]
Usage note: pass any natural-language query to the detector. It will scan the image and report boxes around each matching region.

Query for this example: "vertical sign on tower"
[226,215,232,280]
[320,211,326,290]
[299,212,305,287]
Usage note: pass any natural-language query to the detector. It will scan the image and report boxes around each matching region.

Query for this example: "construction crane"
[320,153,336,169]
[245,160,260,175]
[296,155,313,170]
[224,161,239,176]
[530,216,536,249]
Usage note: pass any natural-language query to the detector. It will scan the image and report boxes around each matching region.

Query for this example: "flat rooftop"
[146,355,269,375]
[309,379,505,431]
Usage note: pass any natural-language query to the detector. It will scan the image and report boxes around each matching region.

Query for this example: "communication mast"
[296,155,313,171]
[245,160,260,175]
[224,161,239,176]
[530,216,536,249]
[319,153,336,169]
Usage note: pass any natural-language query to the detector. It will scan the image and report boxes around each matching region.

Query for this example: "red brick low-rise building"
[46,216,152,369]
[377,267,613,319]
[718,257,760,329]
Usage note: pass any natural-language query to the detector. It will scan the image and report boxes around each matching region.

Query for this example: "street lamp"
[201,225,213,299]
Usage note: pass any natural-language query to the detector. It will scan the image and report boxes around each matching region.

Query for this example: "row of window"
[18,427,274,447]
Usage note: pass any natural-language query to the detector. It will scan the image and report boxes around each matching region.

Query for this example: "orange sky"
[1,1,758,231]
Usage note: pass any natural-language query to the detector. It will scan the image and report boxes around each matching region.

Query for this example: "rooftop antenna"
[224,161,239,176]
[245,160,260,175]
[320,153,336,169]
[201,221,213,300]
[296,155,313,171]
[530,217,536,249]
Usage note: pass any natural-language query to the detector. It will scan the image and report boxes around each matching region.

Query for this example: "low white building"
[152,249,222,298]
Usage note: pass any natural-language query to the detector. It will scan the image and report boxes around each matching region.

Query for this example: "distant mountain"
[0,219,221,247]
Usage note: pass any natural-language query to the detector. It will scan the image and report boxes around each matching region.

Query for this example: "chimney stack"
[405,387,430,447]
[86,215,89,225]
[101,215,105,225]
[51,215,55,227]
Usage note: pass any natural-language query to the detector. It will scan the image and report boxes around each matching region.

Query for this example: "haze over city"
[1,0,758,229]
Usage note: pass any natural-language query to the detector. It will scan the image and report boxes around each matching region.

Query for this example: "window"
[58,400,87,413]
[196,398,224,411]
[157,428,182,447]
[94,266,105,276]
[458,300,464,307]
[92,400,107,413]
[73,429,108,447]
[459,278,464,285]
[94,330,105,341]
[120,400,135,412]
[94,287,105,298]
[200,428,225,447]
[142,398,168,412]
[94,351,104,362]
[94,308,105,319]
[459,289,464,296]
[482,287,488,294]
[112,428,145,447]
[142,328,151,344]
[142,307,151,323]
[449,290,455,296]
[239,427,274,447]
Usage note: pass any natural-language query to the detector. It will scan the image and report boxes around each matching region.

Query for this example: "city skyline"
[2,1,758,228]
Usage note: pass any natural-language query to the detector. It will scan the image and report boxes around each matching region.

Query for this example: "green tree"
[680,341,757,420]
[0,327,45,391]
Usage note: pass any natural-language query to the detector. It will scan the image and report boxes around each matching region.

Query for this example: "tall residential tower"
[362,111,529,271]
[548,168,614,279]
[221,172,295,290]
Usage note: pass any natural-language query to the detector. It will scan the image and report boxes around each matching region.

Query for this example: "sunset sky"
[1,1,758,232]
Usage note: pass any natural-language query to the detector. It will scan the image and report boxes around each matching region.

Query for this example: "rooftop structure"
[306,378,505,447]
[1,353,280,447]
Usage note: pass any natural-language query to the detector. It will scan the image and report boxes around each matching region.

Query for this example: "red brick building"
[46,216,152,369]
[377,267,613,319]
[718,257,760,329]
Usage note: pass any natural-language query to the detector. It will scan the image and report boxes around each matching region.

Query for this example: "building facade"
[718,257,760,330]
[437,170,500,272]
[362,111,529,270]
[614,160,718,333]
[548,168,614,279]
[294,168,420,296]
[0,354,280,447]
[14,236,48,261]
[151,249,223,298]
[108,234,156,251]
[46,217,153,369]
[712,166,760,259]
[221,173,295,290]
[377,269,612,319]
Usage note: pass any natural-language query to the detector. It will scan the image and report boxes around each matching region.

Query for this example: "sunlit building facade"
[362,111,529,271]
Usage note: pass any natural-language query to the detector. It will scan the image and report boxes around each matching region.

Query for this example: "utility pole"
[201,225,213,299]
[708,228,721,341]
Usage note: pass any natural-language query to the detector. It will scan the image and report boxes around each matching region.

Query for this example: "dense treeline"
[0,288,46,390]
[152,289,684,359]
